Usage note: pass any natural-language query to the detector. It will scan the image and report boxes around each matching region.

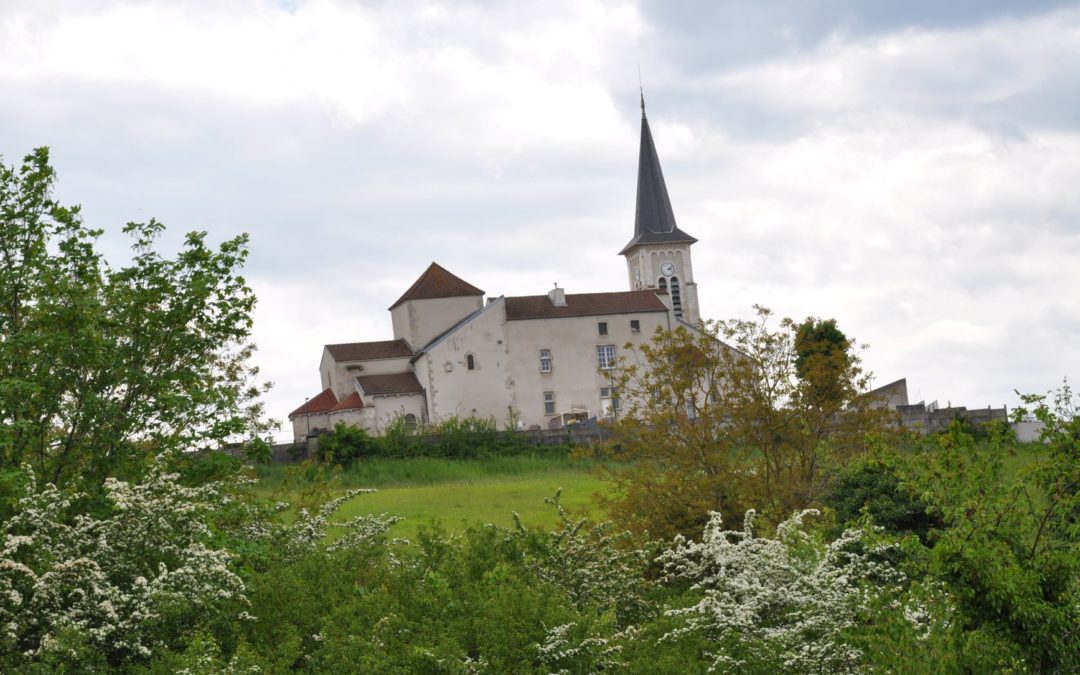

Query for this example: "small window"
[630,319,640,333]
[539,349,552,373]
[600,386,621,415]
[597,344,616,370]
[466,354,475,370]
[543,391,556,415]
[403,413,417,429]
[598,321,608,336]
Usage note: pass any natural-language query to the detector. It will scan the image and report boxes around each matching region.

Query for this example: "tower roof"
[619,100,697,256]
[389,262,485,310]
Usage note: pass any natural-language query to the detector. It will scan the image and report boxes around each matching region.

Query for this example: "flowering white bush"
[658,509,903,673]
[0,459,247,668]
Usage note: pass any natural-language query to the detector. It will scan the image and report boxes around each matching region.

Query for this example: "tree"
[793,317,851,409]
[599,306,892,539]
[0,147,270,495]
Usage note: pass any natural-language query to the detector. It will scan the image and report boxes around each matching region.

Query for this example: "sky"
[2,0,1079,440]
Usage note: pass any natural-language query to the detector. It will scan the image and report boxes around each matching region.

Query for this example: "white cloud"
[3,0,1078,438]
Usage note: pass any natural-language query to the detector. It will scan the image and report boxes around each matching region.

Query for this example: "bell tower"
[620,94,700,324]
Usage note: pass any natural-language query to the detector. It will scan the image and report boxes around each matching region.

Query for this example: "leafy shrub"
[823,453,942,543]
[317,422,381,466]
[0,458,247,671]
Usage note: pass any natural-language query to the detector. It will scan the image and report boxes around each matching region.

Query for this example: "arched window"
[669,276,683,318]
[403,413,417,429]
[658,277,667,292]
[466,354,475,370]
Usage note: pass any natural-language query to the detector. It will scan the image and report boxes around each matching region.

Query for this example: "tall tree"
[600,306,892,539]
[0,147,270,491]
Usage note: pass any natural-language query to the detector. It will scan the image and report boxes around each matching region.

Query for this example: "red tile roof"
[504,290,668,321]
[326,339,413,362]
[331,391,365,411]
[355,372,425,396]
[389,262,484,310]
[289,388,338,418]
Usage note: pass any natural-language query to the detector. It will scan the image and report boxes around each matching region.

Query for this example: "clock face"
[660,261,675,277]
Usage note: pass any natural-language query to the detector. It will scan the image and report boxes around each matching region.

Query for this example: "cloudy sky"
[3,0,1079,439]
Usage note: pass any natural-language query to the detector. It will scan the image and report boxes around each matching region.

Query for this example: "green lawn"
[255,456,612,540]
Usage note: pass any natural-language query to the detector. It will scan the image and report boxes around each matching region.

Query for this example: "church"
[289,99,704,440]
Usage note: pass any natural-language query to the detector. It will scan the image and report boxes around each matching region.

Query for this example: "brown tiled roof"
[326,339,413,362]
[504,290,668,321]
[389,262,484,310]
[330,391,365,411]
[355,372,425,396]
[289,388,338,418]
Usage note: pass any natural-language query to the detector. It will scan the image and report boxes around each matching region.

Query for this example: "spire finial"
[638,64,646,119]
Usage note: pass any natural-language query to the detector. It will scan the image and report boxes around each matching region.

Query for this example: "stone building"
[289,99,704,440]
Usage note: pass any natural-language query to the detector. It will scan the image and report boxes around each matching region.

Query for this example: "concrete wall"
[391,295,483,352]
[506,309,670,429]
[418,298,514,426]
[897,403,1009,435]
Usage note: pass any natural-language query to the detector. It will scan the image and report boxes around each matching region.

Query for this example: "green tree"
[600,306,892,539]
[793,316,851,409]
[0,147,270,495]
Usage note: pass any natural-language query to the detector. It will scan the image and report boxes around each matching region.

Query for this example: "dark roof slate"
[355,372,425,396]
[389,262,484,310]
[619,108,697,255]
[325,339,413,362]
[505,290,668,321]
[289,388,338,418]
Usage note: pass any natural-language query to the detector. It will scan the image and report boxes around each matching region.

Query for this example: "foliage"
[0,148,271,496]
[601,306,893,539]
[316,415,568,464]
[886,385,1080,672]
[658,508,904,673]
[793,316,851,409]
[823,451,943,543]
[0,457,247,671]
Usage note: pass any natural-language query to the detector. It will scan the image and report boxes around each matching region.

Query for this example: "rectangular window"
[598,321,608,336]
[539,349,552,373]
[543,391,556,415]
[600,386,621,410]
[630,319,640,333]
[597,344,616,370]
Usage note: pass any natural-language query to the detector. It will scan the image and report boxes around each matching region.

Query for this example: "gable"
[389,262,484,310]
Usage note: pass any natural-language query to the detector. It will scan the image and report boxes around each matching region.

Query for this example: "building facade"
[289,100,704,439]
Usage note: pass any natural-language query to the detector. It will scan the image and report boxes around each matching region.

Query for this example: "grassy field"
[254,456,612,539]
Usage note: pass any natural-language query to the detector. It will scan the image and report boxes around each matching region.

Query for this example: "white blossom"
[658,509,904,673]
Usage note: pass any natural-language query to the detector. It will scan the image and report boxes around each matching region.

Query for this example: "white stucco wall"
[506,310,671,429]
[290,411,332,442]
[391,295,483,352]
[418,298,515,427]
[365,393,428,433]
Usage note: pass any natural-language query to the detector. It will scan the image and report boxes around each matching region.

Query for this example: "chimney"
[548,283,567,307]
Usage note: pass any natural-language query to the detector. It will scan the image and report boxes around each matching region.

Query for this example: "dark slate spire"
[620,98,697,256]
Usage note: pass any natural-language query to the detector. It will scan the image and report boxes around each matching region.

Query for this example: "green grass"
[254,455,612,540]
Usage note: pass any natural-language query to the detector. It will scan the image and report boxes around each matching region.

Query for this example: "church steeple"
[620,97,701,325]
[619,98,697,256]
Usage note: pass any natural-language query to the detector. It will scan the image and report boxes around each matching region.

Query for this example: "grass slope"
[256,456,611,539]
